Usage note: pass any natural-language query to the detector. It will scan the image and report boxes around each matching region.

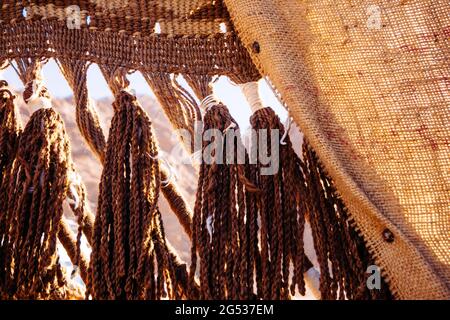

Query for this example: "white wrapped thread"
[280,117,292,145]
[239,81,264,114]
[200,94,219,113]
[120,87,136,96]
[24,80,52,109]
[67,171,82,210]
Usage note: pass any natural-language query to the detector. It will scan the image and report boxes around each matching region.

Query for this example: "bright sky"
[1,59,288,130]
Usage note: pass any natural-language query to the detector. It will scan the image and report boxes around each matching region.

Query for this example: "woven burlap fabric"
[224,0,450,299]
[0,0,231,35]
[0,1,259,84]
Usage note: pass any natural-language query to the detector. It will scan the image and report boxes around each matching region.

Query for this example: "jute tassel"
[301,143,392,300]
[88,90,180,300]
[0,82,22,297]
[0,81,21,202]
[249,109,307,299]
[0,82,87,299]
[57,60,190,250]
[242,81,392,300]
[240,82,307,299]
[0,104,77,299]
[1,61,89,298]
[95,66,194,298]
[9,58,91,285]
[242,82,321,300]
[189,90,259,300]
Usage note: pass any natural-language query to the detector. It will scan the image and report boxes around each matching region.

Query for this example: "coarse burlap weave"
[224,0,449,299]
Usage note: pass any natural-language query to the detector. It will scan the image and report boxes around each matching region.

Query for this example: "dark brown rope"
[0,84,22,297]
[190,102,258,299]
[88,90,181,299]
[9,60,95,285]
[1,107,75,299]
[302,142,392,300]
[249,107,308,299]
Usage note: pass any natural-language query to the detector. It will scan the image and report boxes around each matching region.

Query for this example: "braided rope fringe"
[88,91,182,299]
[249,107,307,299]
[302,143,392,300]
[0,83,22,297]
[0,107,80,299]
[189,102,260,299]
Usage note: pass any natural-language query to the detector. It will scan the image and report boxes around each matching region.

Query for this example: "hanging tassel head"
[1,107,77,299]
[248,106,308,299]
[88,90,181,300]
[0,82,23,298]
[190,96,259,299]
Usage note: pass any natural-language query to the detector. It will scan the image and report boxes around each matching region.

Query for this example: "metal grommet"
[382,228,394,243]
[252,41,260,54]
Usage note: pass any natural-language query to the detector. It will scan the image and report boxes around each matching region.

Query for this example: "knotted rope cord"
[10,60,92,282]
[241,81,322,299]
[1,100,77,299]
[190,87,261,299]
[88,90,181,299]
[302,143,392,300]
[0,83,22,297]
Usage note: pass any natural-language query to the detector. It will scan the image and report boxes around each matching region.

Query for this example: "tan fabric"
[224,0,450,299]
